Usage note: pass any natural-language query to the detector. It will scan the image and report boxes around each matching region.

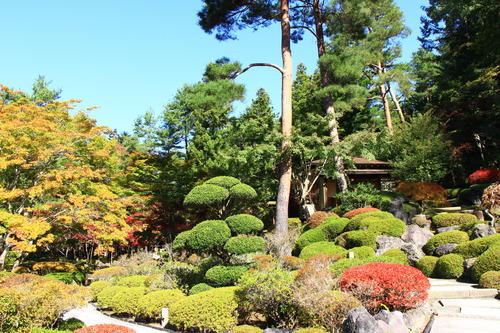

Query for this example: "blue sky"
[0,0,428,133]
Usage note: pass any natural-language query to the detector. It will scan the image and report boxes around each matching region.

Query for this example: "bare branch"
[230,63,284,79]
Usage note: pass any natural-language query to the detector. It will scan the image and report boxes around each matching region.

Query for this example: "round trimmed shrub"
[416,256,439,277]
[97,286,128,309]
[90,266,126,281]
[344,230,377,249]
[137,289,186,319]
[471,248,500,282]
[479,271,500,289]
[115,275,148,287]
[184,184,229,207]
[345,212,394,231]
[320,217,349,237]
[453,234,500,258]
[44,272,74,284]
[225,214,264,234]
[382,249,409,265]
[205,176,241,189]
[343,207,382,219]
[360,217,406,237]
[432,213,477,228]
[186,220,231,252]
[74,324,135,333]
[230,183,257,200]
[308,211,336,228]
[169,287,238,332]
[342,246,375,259]
[189,283,214,295]
[295,228,328,250]
[423,231,469,255]
[224,236,265,255]
[232,325,263,333]
[172,230,192,251]
[339,263,430,311]
[299,241,345,260]
[205,265,248,286]
[109,286,147,314]
[434,254,464,279]
[330,256,404,277]
[89,281,111,301]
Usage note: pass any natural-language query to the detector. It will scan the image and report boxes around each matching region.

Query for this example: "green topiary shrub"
[330,256,405,277]
[359,217,407,237]
[43,272,74,284]
[205,176,241,189]
[434,254,464,279]
[479,271,500,289]
[115,275,148,287]
[382,249,409,265]
[298,241,345,260]
[137,289,186,319]
[205,265,248,286]
[169,287,238,332]
[471,247,500,282]
[189,283,214,295]
[345,212,394,231]
[184,184,230,207]
[452,234,500,258]
[232,325,263,333]
[342,246,375,259]
[109,286,147,314]
[423,231,469,255]
[97,286,128,309]
[432,213,478,228]
[344,230,377,249]
[320,217,349,237]
[224,236,265,255]
[295,228,328,250]
[89,280,112,301]
[225,214,264,234]
[56,318,85,331]
[416,256,439,277]
[229,183,258,200]
[172,230,192,251]
[185,220,231,252]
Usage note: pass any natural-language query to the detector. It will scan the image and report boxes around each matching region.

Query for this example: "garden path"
[63,304,170,333]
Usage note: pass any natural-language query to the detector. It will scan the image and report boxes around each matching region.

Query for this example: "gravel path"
[63,304,169,333]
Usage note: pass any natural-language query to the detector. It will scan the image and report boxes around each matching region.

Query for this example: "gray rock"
[401,243,426,265]
[374,310,409,333]
[403,302,434,332]
[412,215,431,228]
[343,307,385,333]
[376,236,405,256]
[434,243,458,256]
[387,195,417,224]
[471,223,496,239]
[437,226,460,233]
[463,257,478,279]
[401,225,434,248]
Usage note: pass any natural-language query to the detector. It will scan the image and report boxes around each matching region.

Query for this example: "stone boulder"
[463,257,478,279]
[401,243,426,265]
[376,236,405,256]
[401,225,433,248]
[403,303,434,332]
[412,215,431,228]
[436,226,460,233]
[387,195,417,224]
[343,307,385,333]
[434,243,458,256]
[471,224,496,240]
[374,310,409,333]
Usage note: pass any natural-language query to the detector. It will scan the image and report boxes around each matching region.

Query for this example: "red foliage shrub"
[339,263,430,312]
[74,324,136,333]
[308,211,338,228]
[396,182,448,207]
[343,207,381,219]
[467,168,500,184]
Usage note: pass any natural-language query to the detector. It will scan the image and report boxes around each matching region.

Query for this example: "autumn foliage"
[467,168,500,184]
[339,263,430,312]
[396,181,448,207]
[343,207,381,219]
[74,324,136,333]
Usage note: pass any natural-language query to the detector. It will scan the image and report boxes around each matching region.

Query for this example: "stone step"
[460,307,500,319]
[429,286,498,299]
[439,298,500,309]
[431,315,500,333]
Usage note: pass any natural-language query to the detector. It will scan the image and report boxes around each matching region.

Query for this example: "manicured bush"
[345,212,394,231]
[308,211,337,228]
[342,246,375,259]
[74,324,136,333]
[229,183,258,199]
[434,254,464,279]
[330,256,405,277]
[299,241,345,260]
[89,281,112,301]
[172,230,192,251]
[382,249,409,265]
[344,230,377,249]
[295,228,328,250]
[183,184,229,207]
[205,265,248,286]
[189,283,214,295]
[360,217,406,237]
[205,176,241,189]
[90,266,126,281]
[432,213,478,228]
[343,207,381,219]
[453,234,500,258]
[416,256,439,277]
[97,286,128,308]
[44,272,74,284]
[339,263,430,311]
[185,220,231,252]
[479,271,500,289]
[169,287,238,332]
[32,261,77,274]
[224,236,265,255]
[471,247,500,282]
[115,275,148,287]
[225,214,264,234]
[282,256,305,270]
[144,273,167,289]
[423,231,469,255]
[467,168,500,184]
[137,289,186,319]
[320,217,349,237]
[109,286,147,314]
[232,325,263,333]
[56,318,85,331]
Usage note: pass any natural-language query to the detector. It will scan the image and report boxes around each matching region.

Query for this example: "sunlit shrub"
[189,283,214,295]
[432,213,477,228]
[74,324,136,333]
[295,228,328,251]
[183,184,230,207]
[471,247,500,282]
[184,220,231,253]
[225,214,264,235]
[479,271,500,289]
[43,272,75,284]
[89,281,112,301]
[343,207,381,219]
[232,325,263,333]
[299,242,345,260]
[382,249,409,265]
[344,212,394,231]
[115,275,148,287]
[229,183,258,200]
[224,235,265,255]
[97,286,128,309]
[282,256,305,270]
[137,289,185,319]
[308,211,337,228]
[109,287,147,314]
[344,230,377,249]
[330,256,406,278]
[434,254,464,278]
[205,265,248,286]
[423,231,469,255]
[453,234,500,258]
[32,261,76,274]
[112,252,161,276]
[319,217,350,238]
[359,217,406,237]
[205,176,241,189]
[342,246,375,259]
[90,266,126,281]
[416,256,439,277]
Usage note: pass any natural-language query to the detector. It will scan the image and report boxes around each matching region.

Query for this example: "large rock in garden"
[437,226,460,233]
[471,224,496,240]
[376,236,405,256]
[401,243,426,265]
[343,307,385,333]
[403,303,434,333]
[387,195,416,224]
[412,215,431,228]
[434,243,458,256]
[374,310,409,333]
[402,225,433,248]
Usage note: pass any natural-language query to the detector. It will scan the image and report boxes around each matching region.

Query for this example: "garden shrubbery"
[115,275,148,287]
[343,207,381,219]
[224,236,266,255]
[137,289,186,319]
[359,217,406,237]
[74,324,135,333]
[471,247,500,282]
[343,230,377,249]
[479,271,500,289]
[423,231,469,254]
[308,211,336,228]
[432,213,477,228]
[109,287,147,314]
[89,281,112,300]
[184,220,231,252]
[453,234,500,258]
[295,228,328,251]
[225,214,264,234]
[90,266,126,281]
[205,265,248,286]
[189,283,214,295]
[434,254,464,279]
[382,249,409,265]
[416,256,439,277]
[299,241,345,260]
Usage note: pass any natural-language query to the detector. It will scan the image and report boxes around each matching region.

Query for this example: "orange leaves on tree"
[396,181,448,208]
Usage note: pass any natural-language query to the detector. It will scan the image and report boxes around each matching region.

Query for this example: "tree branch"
[230,63,284,79]
[290,25,317,38]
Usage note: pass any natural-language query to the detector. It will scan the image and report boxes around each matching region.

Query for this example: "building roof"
[352,157,391,166]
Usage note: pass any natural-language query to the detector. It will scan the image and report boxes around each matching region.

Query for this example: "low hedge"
[344,230,377,249]
[343,207,382,219]
[471,247,500,282]
[137,289,186,319]
[205,265,248,286]
[452,234,500,258]
[109,286,147,314]
[232,325,263,333]
[89,281,112,301]
[295,228,328,251]
[224,236,265,255]
[423,231,469,255]
[342,246,375,259]
[299,242,345,260]
[382,249,409,265]
[169,287,238,332]
[320,218,350,237]
[185,220,231,253]
[97,286,128,309]
[479,271,500,289]
[115,275,148,287]
[432,213,477,228]
[225,214,264,235]
[359,217,406,237]
[344,212,394,231]
[44,272,75,284]
[189,283,214,295]
[416,256,439,277]
[434,254,464,279]
[89,266,126,281]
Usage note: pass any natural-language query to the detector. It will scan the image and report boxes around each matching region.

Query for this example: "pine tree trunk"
[313,0,348,192]
[275,0,293,256]
[386,81,405,122]
[377,62,394,135]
